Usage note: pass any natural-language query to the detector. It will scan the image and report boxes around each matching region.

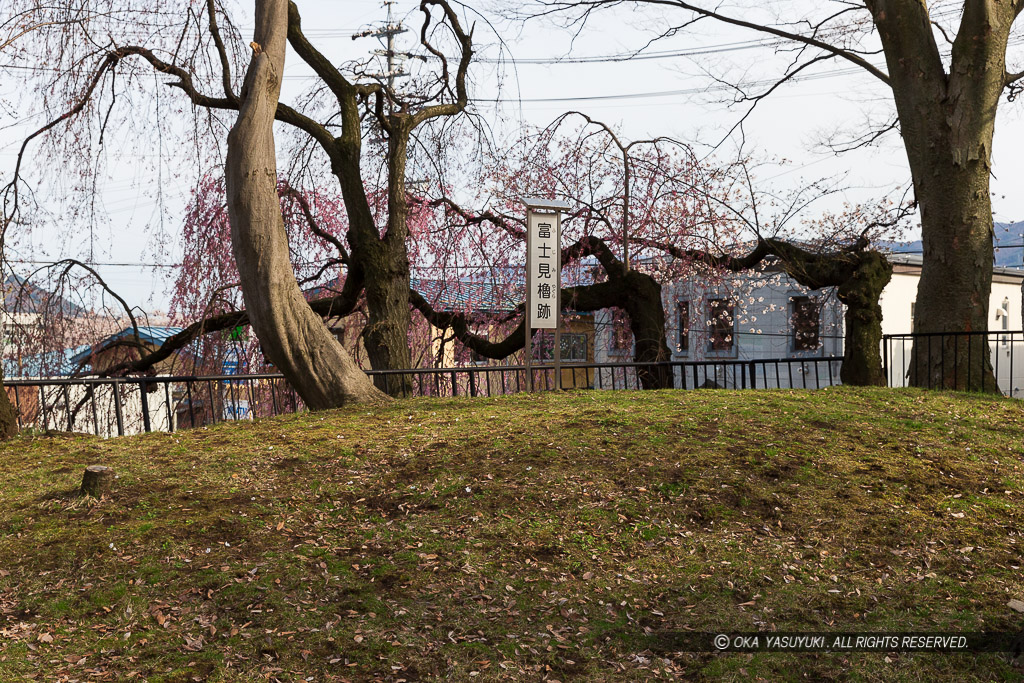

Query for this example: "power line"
[9,259,180,268]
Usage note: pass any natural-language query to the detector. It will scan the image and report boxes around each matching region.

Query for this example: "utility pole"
[352,1,421,105]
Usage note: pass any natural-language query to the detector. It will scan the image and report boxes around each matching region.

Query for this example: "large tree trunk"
[226,0,386,409]
[909,163,997,391]
[869,0,1008,392]
[837,251,891,387]
[360,124,414,396]
[362,248,414,395]
[624,271,673,389]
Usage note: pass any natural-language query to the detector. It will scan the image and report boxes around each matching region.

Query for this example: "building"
[591,260,844,389]
[409,277,597,391]
[594,253,1024,393]
[69,325,185,375]
[881,254,1024,394]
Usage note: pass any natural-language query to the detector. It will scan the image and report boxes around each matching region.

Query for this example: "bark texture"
[0,379,18,440]
[225,0,387,409]
[835,251,891,387]
[563,238,673,389]
[761,239,891,387]
[285,0,472,396]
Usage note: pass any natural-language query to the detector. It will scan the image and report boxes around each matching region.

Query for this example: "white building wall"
[880,267,1024,395]
[13,382,177,437]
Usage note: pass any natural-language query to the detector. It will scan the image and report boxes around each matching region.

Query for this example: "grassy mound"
[0,387,1022,681]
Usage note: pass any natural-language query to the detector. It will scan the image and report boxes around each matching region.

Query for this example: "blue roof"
[69,326,184,365]
[410,277,522,313]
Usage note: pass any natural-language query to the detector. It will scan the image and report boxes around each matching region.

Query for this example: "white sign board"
[527,212,560,329]
[224,399,252,421]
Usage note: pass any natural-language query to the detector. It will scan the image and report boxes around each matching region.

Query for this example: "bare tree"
[225,0,385,407]
[521,0,1024,391]
[421,120,907,387]
[1,0,478,403]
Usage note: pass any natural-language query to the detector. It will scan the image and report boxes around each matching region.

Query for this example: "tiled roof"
[410,277,522,313]
[69,326,185,365]
[306,276,525,313]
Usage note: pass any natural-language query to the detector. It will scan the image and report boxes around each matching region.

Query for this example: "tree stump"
[80,465,114,498]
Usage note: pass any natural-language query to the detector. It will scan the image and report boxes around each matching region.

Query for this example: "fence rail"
[4,356,843,438]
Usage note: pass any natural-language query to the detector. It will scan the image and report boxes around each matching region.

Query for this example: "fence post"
[139,379,152,433]
[113,383,124,437]
[748,361,757,390]
[882,335,889,387]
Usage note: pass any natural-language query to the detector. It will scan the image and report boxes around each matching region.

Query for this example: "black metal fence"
[4,356,843,437]
[882,330,1024,396]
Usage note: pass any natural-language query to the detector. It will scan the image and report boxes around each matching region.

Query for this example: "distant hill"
[879,222,1023,269]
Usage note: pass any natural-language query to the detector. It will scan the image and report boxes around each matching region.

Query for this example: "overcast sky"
[2,0,1023,312]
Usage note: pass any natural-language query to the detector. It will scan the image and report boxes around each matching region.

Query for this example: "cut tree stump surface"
[80,465,114,497]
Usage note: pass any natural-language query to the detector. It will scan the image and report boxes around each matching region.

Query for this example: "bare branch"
[206,0,238,102]
[279,184,352,264]
[535,0,891,86]
[410,0,474,127]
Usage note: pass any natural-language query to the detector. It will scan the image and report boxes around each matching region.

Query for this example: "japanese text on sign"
[528,213,559,329]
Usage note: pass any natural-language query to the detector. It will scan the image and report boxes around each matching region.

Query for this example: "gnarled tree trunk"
[836,251,891,387]
[226,0,386,409]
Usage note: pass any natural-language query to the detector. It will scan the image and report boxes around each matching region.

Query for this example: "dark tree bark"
[286,0,474,396]
[563,237,673,389]
[866,0,1008,391]
[225,0,386,408]
[754,240,892,387]
[0,376,18,440]
[836,251,891,387]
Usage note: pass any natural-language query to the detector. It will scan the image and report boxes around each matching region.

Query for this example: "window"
[561,332,588,362]
[677,301,690,353]
[708,299,735,352]
[610,320,631,354]
[536,333,588,362]
[790,296,821,351]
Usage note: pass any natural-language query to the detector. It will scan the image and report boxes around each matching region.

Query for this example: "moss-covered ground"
[0,387,1022,681]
